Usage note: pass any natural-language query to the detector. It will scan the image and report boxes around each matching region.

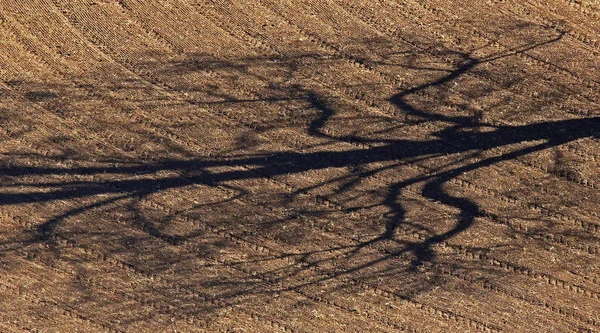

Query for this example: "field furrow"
[1,1,599,332]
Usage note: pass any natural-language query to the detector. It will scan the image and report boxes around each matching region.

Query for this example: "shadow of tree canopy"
[2,24,600,321]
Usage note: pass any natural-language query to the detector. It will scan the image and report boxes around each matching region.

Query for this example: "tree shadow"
[2,26,600,324]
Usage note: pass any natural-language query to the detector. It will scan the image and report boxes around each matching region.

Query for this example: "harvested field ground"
[1,0,600,332]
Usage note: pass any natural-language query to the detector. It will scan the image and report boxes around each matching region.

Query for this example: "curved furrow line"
[109,0,184,53]
[117,0,252,57]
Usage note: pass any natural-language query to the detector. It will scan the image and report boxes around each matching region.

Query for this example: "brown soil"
[1,1,600,332]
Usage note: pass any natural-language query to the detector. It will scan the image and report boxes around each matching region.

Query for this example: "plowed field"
[1,1,600,332]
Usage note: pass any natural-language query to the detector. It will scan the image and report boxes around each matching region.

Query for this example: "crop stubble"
[1,0,600,332]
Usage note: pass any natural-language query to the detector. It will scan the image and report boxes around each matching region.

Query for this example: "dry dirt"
[1,1,600,332]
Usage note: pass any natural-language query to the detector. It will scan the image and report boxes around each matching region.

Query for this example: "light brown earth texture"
[1,1,600,332]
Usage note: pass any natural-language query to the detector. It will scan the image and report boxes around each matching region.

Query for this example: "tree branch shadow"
[2,26,600,323]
